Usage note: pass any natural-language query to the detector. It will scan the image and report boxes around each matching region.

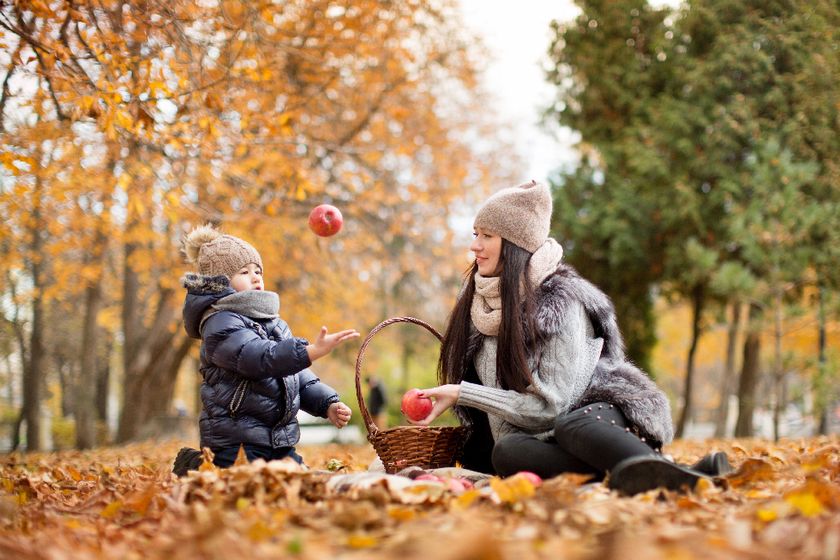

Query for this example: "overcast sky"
[458,0,582,184]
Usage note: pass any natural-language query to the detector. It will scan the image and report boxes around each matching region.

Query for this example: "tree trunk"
[714,301,741,437]
[118,326,193,441]
[96,344,111,423]
[676,284,705,438]
[7,273,28,452]
[24,189,47,451]
[24,269,46,451]
[11,407,24,452]
[55,356,73,418]
[735,303,763,437]
[75,281,103,449]
[816,284,828,435]
[771,290,784,441]
[117,272,191,442]
[3,354,15,406]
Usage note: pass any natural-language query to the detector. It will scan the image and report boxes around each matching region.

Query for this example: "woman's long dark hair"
[438,240,538,392]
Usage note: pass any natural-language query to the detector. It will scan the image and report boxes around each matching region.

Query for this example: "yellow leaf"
[347,534,377,549]
[756,507,778,522]
[387,505,416,521]
[247,520,273,542]
[116,173,131,190]
[694,477,714,495]
[100,500,123,519]
[114,110,134,130]
[785,491,825,517]
[452,488,482,509]
[490,475,536,504]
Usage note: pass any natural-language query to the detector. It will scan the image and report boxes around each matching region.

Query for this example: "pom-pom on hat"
[183,224,263,279]
[473,180,553,253]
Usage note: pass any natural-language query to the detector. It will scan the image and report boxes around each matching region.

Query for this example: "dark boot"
[690,452,733,477]
[172,447,203,477]
[608,455,712,496]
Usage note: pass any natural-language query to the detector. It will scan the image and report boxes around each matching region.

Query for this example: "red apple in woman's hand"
[401,388,433,422]
[308,204,343,237]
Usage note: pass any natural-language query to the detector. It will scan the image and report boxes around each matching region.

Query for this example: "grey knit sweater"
[450,264,675,446]
[458,301,603,441]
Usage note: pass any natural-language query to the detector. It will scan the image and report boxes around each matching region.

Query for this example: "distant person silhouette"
[366,375,388,429]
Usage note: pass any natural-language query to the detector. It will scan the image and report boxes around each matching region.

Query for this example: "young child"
[172,225,359,475]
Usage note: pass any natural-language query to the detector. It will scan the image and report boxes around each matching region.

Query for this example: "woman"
[412,180,730,495]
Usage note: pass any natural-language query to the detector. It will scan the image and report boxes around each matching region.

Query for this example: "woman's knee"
[554,402,626,444]
[490,434,531,476]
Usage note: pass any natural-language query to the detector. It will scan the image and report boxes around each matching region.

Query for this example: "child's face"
[230,263,265,292]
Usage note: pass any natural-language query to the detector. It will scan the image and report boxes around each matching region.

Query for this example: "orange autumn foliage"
[0,1,520,439]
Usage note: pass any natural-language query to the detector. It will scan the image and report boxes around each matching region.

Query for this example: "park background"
[1,0,839,454]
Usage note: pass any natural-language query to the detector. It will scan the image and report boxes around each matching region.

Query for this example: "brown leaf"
[727,457,776,488]
[198,448,217,472]
[233,445,249,467]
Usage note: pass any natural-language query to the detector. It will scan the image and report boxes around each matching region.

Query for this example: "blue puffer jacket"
[182,274,339,450]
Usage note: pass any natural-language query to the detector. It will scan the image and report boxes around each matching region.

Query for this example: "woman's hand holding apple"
[404,384,460,426]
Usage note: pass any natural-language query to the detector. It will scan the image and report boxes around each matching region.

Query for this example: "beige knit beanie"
[183,224,263,278]
[473,180,553,253]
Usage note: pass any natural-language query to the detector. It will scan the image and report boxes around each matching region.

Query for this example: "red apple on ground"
[515,471,543,487]
[414,474,443,483]
[308,204,343,237]
[445,478,467,493]
[401,388,433,422]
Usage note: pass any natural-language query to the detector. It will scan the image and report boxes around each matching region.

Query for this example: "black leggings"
[460,402,657,479]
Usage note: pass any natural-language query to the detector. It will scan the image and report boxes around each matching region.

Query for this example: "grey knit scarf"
[470,239,564,336]
[200,290,280,333]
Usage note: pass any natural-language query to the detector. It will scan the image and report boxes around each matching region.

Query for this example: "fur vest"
[458,263,674,446]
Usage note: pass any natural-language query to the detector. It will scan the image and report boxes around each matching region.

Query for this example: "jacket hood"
[182,273,236,339]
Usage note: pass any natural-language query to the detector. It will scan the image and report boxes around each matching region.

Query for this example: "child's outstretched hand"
[306,326,359,362]
[327,402,352,428]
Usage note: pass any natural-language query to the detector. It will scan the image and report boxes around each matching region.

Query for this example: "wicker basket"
[355,317,468,474]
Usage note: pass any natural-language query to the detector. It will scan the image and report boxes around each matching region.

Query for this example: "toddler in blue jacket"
[173,225,358,475]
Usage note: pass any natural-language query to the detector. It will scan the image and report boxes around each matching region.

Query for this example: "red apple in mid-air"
[401,389,433,422]
[308,204,343,237]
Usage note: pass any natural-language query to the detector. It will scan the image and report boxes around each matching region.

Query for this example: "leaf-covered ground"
[1,436,838,559]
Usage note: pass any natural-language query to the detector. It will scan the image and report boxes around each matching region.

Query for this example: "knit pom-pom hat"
[473,180,553,253]
[183,224,263,278]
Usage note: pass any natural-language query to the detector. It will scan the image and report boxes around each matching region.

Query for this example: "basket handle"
[354,316,443,437]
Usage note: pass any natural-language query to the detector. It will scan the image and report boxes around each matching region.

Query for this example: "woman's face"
[471,228,503,276]
[230,262,265,292]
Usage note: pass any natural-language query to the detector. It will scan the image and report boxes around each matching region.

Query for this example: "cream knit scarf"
[470,239,564,336]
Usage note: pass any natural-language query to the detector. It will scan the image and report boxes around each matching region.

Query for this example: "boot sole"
[609,457,707,496]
